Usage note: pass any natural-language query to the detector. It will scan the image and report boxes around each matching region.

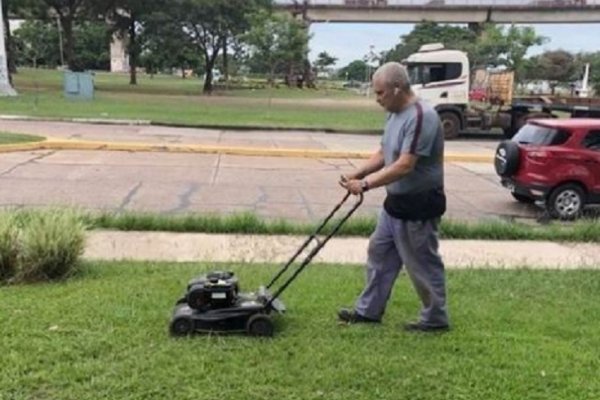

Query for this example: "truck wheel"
[439,112,461,140]
[246,314,274,337]
[494,140,520,177]
[547,184,585,220]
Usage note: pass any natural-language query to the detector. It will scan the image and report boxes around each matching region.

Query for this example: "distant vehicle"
[469,87,487,102]
[404,43,600,140]
[494,118,600,219]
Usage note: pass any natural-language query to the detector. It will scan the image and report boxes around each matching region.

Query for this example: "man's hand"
[339,175,366,195]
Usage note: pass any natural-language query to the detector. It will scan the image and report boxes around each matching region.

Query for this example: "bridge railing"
[277,0,600,7]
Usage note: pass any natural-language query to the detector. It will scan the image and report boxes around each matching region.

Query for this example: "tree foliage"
[242,9,310,86]
[383,22,547,83]
[14,19,109,70]
[151,0,270,93]
[34,0,93,71]
[337,60,369,82]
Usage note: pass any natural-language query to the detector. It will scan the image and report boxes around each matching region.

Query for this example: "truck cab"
[405,43,470,139]
[405,43,470,107]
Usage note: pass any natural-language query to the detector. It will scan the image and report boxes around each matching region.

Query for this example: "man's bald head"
[371,62,414,113]
[372,62,411,93]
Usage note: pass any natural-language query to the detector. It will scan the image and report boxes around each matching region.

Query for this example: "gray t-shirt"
[380,100,444,195]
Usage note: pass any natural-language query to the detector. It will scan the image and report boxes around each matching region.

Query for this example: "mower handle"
[265,191,363,306]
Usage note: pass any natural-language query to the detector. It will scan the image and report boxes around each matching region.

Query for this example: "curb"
[0,138,494,163]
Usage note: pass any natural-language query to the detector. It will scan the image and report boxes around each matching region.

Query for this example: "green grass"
[86,211,600,242]
[0,90,382,131]
[1,262,599,399]
[2,68,381,131]
[0,132,45,145]
[13,68,359,99]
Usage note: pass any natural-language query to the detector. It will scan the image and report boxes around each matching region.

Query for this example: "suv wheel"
[494,140,520,177]
[547,184,585,220]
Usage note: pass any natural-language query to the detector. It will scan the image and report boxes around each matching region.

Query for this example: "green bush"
[0,214,19,281]
[0,209,86,283]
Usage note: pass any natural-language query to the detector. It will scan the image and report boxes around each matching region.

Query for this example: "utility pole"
[0,0,16,96]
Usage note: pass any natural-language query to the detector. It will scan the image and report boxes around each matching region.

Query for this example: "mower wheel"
[170,317,193,337]
[246,314,274,337]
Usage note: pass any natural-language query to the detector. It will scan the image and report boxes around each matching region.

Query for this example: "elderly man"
[339,62,449,332]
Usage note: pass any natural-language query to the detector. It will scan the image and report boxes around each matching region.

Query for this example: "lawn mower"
[169,192,363,337]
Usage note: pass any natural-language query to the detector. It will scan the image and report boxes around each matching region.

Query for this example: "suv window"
[512,124,571,146]
[582,131,600,151]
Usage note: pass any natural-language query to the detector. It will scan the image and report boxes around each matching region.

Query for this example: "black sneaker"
[337,308,381,324]
[403,321,450,333]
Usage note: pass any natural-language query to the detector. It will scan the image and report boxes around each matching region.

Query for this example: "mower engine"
[185,271,240,310]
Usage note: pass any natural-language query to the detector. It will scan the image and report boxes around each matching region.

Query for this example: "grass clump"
[0,209,86,284]
[0,214,19,280]
[86,211,600,243]
[0,132,45,145]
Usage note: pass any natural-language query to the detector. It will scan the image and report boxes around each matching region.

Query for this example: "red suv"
[494,119,600,219]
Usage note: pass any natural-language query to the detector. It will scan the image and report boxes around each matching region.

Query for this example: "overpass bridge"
[276,0,600,23]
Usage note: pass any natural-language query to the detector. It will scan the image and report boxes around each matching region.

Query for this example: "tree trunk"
[128,17,137,85]
[2,1,15,81]
[203,51,219,94]
[203,65,213,93]
[222,35,228,82]
[61,16,76,71]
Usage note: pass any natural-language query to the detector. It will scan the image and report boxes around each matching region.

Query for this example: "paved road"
[0,119,543,222]
[0,149,540,222]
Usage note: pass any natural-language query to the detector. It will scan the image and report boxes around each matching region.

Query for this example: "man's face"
[372,76,397,112]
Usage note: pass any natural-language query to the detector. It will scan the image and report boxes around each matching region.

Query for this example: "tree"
[383,22,546,83]
[242,9,310,87]
[383,21,475,64]
[537,50,576,94]
[314,51,337,78]
[3,0,41,79]
[35,0,92,71]
[73,21,110,70]
[98,0,164,85]
[14,19,109,70]
[337,60,368,82]
[13,20,61,68]
[156,0,270,93]
[141,13,200,78]
[501,26,547,82]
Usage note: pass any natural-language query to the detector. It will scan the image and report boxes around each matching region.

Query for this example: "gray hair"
[373,62,411,91]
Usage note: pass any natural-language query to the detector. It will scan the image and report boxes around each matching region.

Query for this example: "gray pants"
[354,210,449,326]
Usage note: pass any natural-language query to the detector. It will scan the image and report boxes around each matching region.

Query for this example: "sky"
[308,23,600,68]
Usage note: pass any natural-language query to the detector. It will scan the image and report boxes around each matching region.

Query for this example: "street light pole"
[0,0,17,96]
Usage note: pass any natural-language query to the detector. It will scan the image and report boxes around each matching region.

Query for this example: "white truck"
[404,43,600,139]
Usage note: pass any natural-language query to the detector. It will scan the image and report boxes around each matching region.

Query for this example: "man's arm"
[342,147,385,181]
[342,153,417,195]
[362,153,417,189]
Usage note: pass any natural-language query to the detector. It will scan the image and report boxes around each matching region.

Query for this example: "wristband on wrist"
[360,180,370,192]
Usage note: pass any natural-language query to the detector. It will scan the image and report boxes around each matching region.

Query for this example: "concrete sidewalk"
[0,118,496,162]
[85,230,600,269]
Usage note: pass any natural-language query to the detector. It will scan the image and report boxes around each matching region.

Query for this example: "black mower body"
[169,193,362,338]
